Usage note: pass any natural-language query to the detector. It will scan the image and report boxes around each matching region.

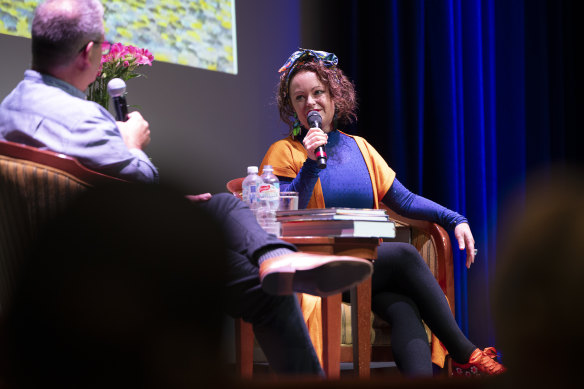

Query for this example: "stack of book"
[276,208,395,238]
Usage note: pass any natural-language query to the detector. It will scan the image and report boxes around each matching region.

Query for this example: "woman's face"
[289,70,336,133]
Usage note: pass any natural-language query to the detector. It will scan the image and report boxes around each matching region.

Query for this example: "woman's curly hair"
[276,60,357,134]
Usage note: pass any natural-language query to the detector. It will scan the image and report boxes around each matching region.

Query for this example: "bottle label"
[248,185,259,203]
[243,184,260,203]
[259,184,279,200]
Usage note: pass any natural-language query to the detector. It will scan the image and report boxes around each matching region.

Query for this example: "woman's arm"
[383,178,476,268]
[278,158,320,209]
[382,178,468,229]
[275,128,327,209]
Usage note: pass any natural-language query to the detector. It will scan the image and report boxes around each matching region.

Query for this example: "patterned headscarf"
[278,48,338,91]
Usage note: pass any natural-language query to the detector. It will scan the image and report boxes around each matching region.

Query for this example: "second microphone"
[107,78,129,122]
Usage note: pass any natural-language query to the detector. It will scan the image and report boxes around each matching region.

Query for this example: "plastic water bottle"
[242,166,262,216]
[258,165,280,235]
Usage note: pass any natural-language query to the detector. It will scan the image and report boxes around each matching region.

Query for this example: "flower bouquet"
[87,42,154,110]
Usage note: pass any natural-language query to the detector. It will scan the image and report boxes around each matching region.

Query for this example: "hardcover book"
[279,218,395,238]
[277,208,395,238]
[277,207,389,221]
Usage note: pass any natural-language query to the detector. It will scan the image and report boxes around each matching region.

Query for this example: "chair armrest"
[0,140,126,185]
[226,177,244,200]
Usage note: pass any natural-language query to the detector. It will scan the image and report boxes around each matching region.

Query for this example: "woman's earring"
[292,114,301,137]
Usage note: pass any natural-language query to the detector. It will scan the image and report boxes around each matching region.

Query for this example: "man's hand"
[117,111,151,150]
[186,193,213,202]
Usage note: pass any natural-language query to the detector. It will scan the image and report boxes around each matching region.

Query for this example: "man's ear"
[76,41,94,70]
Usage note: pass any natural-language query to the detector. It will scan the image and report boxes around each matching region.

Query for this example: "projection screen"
[0,0,238,74]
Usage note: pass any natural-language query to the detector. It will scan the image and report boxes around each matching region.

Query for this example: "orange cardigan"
[260,131,396,208]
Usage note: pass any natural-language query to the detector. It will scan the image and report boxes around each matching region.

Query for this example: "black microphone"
[107,78,129,122]
[307,110,327,169]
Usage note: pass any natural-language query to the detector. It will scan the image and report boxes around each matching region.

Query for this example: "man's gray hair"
[32,0,105,71]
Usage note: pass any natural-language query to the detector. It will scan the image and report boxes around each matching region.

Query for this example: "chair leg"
[235,318,254,378]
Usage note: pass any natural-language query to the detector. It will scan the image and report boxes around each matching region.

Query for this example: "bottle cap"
[247,166,258,174]
[263,165,273,172]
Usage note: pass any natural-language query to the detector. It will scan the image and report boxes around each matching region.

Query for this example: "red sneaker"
[451,347,506,376]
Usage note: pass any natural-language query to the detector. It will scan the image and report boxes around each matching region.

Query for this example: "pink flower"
[109,42,125,59]
[90,42,154,93]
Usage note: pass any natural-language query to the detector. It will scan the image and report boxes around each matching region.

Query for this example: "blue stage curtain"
[310,0,581,348]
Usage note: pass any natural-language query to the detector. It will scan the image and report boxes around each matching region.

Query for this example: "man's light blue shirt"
[0,70,158,183]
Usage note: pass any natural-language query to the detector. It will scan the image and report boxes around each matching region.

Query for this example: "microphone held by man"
[106,78,151,152]
[107,78,129,122]
[307,110,327,169]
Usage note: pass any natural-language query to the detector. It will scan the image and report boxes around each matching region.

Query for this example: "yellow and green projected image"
[0,0,238,74]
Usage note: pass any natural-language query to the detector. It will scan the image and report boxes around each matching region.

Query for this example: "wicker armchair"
[0,140,124,314]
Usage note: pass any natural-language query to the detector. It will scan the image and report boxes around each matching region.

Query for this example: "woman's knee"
[377,242,425,267]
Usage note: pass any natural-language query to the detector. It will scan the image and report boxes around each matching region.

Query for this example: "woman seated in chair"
[259,48,505,378]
